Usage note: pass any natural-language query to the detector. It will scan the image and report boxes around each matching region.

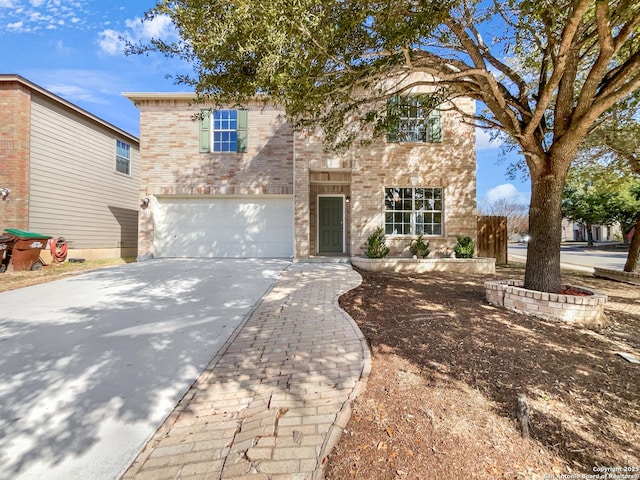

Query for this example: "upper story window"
[199,109,248,153]
[387,95,442,143]
[384,187,443,236]
[116,139,131,175]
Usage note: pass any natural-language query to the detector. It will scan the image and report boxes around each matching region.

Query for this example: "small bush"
[365,227,390,258]
[408,234,430,258]
[453,235,475,258]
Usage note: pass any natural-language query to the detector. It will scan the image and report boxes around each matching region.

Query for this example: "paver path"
[123,263,370,480]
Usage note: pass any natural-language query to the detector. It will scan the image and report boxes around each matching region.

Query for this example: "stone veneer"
[132,97,294,259]
[130,81,477,261]
[294,94,477,259]
[485,279,607,327]
[352,256,495,274]
[594,267,640,286]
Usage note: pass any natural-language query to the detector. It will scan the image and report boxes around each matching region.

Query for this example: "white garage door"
[154,196,294,258]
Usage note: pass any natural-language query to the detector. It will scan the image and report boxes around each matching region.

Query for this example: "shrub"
[408,234,430,258]
[453,235,475,258]
[365,227,390,258]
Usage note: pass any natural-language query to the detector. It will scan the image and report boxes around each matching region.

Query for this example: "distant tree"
[562,173,616,246]
[134,1,640,292]
[574,97,640,270]
[610,181,640,245]
[562,164,640,246]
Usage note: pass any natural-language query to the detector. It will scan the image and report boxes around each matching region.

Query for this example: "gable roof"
[0,74,139,145]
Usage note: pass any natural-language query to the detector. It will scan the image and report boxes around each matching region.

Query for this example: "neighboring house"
[125,82,476,259]
[561,218,622,243]
[0,74,140,260]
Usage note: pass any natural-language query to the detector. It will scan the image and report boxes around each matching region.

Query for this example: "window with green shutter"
[199,109,248,153]
[386,95,442,143]
[199,109,211,153]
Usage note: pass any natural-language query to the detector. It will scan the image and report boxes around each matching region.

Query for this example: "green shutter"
[386,96,400,143]
[428,109,442,143]
[237,109,248,153]
[199,109,211,153]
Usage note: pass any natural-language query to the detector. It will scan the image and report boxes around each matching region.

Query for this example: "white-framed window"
[387,95,442,143]
[116,139,131,175]
[384,187,443,235]
[199,109,248,153]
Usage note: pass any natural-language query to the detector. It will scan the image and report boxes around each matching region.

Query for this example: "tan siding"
[28,96,140,249]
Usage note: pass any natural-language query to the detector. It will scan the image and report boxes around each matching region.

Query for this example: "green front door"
[318,196,344,253]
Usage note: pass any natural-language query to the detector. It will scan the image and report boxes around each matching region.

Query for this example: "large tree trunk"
[623,217,640,272]
[525,172,565,293]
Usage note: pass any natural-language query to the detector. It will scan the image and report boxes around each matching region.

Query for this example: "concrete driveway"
[0,258,289,480]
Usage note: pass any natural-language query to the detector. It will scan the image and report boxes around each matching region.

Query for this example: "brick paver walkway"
[122,263,370,480]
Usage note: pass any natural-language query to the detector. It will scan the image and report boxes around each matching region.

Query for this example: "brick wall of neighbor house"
[295,97,476,258]
[135,97,295,257]
[0,82,31,230]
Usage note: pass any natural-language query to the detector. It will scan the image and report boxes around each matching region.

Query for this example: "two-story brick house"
[125,85,476,260]
[1,74,140,260]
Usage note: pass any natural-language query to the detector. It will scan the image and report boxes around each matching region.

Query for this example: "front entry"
[318,196,344,253]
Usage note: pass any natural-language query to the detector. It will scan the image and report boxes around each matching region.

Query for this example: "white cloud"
[48,83,110,105]
[485,183,529,205]
[476,128,503,151]
[98,14,177,56]
[54,39,71,54]
[97,29,126,56]
[27,69,124,105]
[7,20,23,31]
[0,0,86,32]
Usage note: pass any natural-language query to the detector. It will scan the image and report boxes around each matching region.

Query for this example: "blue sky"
[0,0,531,206]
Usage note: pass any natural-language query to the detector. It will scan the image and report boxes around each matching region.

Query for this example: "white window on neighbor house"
[116,139,131,175]
[199,109,248,153]
[386,95,442,143]
[384,187,443,235]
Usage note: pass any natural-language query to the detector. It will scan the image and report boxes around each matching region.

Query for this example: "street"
[508,243,629,272]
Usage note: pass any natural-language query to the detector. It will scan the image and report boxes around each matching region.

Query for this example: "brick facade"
[294,97,476,258]
[0,81,31,230]
[131,96,295,258]
[130,91,476,260]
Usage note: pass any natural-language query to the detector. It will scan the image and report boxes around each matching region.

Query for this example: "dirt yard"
[0,257,134,293]
[324,264,640,480]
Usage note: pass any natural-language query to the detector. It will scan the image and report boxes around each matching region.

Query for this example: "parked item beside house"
[3,228,52,271]
[50,237,68,263]
[0,234,13,273]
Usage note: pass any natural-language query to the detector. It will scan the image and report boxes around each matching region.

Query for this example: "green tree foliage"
[562,165,640,245]
[134,0,640,291]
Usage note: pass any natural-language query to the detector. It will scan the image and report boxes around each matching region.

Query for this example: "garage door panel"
[154,197,293,258]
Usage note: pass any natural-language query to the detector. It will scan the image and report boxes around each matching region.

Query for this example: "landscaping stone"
[484,279,607,328]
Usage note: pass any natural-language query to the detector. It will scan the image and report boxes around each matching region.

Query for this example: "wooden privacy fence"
[477,216,508,264]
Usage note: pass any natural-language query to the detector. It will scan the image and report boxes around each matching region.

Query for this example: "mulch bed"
[324,264,640,480]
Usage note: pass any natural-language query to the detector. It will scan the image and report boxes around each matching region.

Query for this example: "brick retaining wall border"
[485,279,607,328]
[594,267,640,286]
[351,257,496,274]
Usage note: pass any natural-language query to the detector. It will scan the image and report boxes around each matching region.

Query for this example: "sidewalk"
[122,263,370,480]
